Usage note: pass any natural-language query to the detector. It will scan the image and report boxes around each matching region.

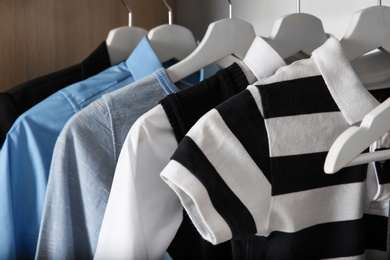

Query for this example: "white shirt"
[94,36,287,260]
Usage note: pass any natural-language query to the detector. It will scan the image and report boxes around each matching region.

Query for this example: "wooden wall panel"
[0,0,175,92]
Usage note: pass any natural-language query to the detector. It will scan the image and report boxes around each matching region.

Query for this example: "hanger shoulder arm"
[166,18,256,83]
[268,13,328,59]
[340,6,390,61]
[324,126,368,173]
[325,97,390,173]
[148,24,197,63]
[106,26,148,65]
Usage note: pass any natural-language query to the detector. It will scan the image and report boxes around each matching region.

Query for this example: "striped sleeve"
[161,89,272,244]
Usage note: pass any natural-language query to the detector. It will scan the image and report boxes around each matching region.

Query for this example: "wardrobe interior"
[0,0,175,92]
[2,0,390,259]
[2,0,390,92]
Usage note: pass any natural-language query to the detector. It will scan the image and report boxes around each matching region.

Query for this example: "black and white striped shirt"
[161,36,390,259]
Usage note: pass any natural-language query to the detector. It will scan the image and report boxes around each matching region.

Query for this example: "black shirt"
[0,41,111,146]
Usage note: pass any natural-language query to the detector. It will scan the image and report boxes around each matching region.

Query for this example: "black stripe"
[258,76,340,119]
[376,161,390,184]
[160,63,249,144]
[364,214,388,251]
[216,90,272,183]
[172,136,257,239]
[271,152,367,195]
[168,211,233,260]
[232,218,366,259]
[374,149,390,184]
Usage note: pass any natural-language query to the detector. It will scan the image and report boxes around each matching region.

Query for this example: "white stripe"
[247,85,264,116]
[188,109,272,235]
[160,160,232,245]
[363,249,388,260]
[265,111,350,157]
[323,254,364,260]
[265,182,366,235]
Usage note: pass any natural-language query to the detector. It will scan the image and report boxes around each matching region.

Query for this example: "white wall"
[176,0,390,41]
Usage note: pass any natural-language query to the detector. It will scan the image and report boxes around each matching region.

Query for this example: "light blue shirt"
[0,37,164,259]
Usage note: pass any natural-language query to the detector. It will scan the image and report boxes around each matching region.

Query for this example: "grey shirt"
[36,68,189,259]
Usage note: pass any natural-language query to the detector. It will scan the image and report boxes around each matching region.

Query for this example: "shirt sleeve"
[95,105,182,260]
[161,108,272,245]
[0,94,75,259]
[36,99,116,259]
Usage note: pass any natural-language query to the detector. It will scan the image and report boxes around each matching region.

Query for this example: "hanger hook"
[120,0,132,26]
[296,0,301,13]
[228,0,232,19]
[162,0,173,25]
[378,0,382,5]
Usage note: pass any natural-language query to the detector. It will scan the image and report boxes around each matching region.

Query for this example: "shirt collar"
[311,36,380,125]
[125,36,163,81]
[153,68,179,94]
[243,36,287,82]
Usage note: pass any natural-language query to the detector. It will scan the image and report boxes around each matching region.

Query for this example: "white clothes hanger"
[266,0,328,59]
[147,0,197,63]
[324,97,390,174]
[340,1,390,61]
[106,0,148,65]
[166,0,256,83]
[324,2,390,174]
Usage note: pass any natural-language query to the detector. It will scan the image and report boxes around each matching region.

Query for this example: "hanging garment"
[160,36,390,259]
[95,63,249,260]
[0,36,165,259]
[35,60,219,259]
[35,69,180,259]
[95,36,288,260]
[0,42,111,147]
